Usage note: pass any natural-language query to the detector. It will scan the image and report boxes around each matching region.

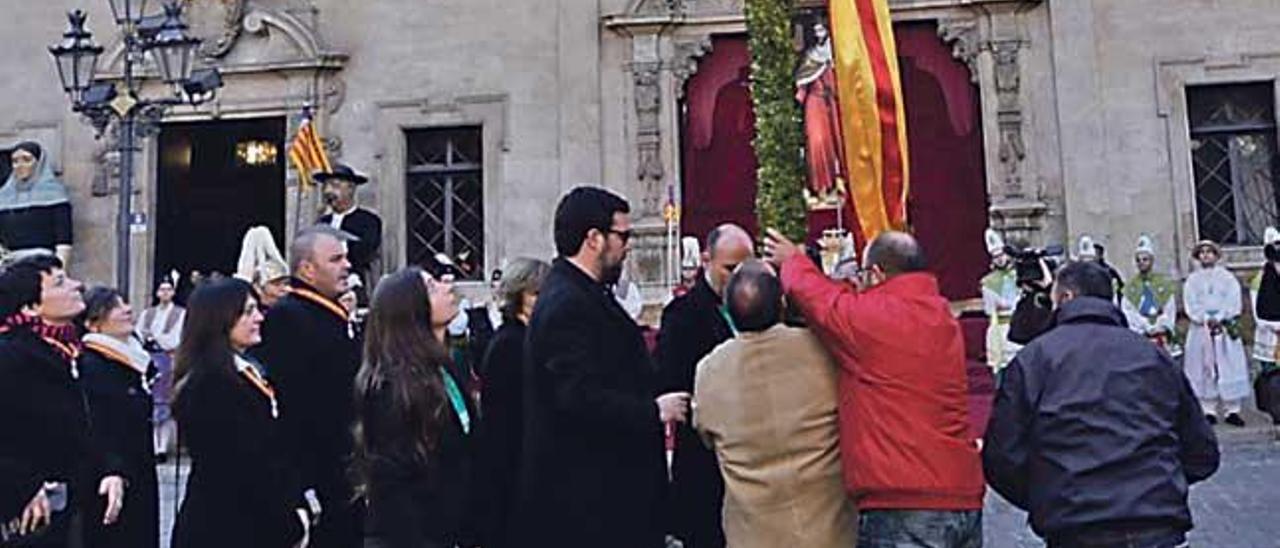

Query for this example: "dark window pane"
[1188,84,1280,246]
[1188,82,1276,132]
[405,127,484,279]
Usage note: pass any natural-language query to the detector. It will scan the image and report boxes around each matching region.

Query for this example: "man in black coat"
[655,223,753,548]
[516,187,691,547]
[0,254,124,546]
[254,225,361,548]
[316,164,382,295]
[984,261,1220,547]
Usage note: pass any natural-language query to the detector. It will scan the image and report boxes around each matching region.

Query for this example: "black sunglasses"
[605,228,634,244]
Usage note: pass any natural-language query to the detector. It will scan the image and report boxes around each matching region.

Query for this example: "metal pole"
[116,33,135,297]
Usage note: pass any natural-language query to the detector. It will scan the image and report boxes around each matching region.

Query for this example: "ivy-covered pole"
[744,0,809,243]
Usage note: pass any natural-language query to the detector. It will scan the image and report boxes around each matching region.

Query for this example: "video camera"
[1004,244,1065,288]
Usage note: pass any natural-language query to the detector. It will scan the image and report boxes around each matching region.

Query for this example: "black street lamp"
[106,0,150,25]
[144,3,199,85]
[49,1,222,297]
[49,11,103,106]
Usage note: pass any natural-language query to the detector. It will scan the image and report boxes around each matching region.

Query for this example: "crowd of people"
[0,181,1264,548]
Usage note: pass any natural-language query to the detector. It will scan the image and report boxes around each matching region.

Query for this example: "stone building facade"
[1,0,1278,307]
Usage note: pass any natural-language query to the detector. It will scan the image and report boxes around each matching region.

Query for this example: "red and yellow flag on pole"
[288,110,332,189]
[830,0,909,242]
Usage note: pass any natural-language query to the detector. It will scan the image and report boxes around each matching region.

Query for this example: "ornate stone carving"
[991,40,1026,197]
[671,36,715,98]
[993,42,1021,110]
[182,0,246,59]
[629,0,686,16]
[937,18,980,83]
[628,224,671,295]
[90,138,121,197]
[632,62,665,216]
[686,0,742,15]
[322,75,347,114]
[324,136,343,161]
[241,7,330,60]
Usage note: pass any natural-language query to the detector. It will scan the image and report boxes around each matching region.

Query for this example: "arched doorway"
[678,25,989,303]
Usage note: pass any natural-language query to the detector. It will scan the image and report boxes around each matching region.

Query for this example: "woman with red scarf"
[0,254,125,547]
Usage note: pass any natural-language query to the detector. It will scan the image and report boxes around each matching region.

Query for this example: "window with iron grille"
[405,127,484,279]
[1188,83,1280,246]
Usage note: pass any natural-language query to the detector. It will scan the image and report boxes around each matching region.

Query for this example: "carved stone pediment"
[181,0,246,59]
[628,0,684,16]
[99,4,346,78]
[627,0,742,17]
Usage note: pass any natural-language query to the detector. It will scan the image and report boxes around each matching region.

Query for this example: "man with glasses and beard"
[514,187,690,548]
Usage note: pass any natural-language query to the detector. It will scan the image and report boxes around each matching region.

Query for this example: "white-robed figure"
[1121,235,1181,356]
[1077,234,1125,304]
[138,272,185,459]
[981,229,1020,372]
[1251,227,1280,371]
[1183,239,1250,426]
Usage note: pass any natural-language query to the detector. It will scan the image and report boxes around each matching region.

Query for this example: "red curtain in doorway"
[680,27,990,304]
[896,22,989,301]
[681,36,759,243]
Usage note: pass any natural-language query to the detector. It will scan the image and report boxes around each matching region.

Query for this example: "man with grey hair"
[254,224,361,548]
[693,259,857,547]
[656,223,754,548]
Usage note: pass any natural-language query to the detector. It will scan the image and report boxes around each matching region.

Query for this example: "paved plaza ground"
[158,428,1279,547]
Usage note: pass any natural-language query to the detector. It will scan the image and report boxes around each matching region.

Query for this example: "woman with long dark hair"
[475,257,549,548]
[352,267,473,548]
[170,279,311,548]
[77,287,158,548]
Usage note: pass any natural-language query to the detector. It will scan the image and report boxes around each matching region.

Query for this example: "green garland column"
[744,0,808,243]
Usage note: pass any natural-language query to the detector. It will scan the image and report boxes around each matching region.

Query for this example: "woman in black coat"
[475,258,548,548]
[352,267,475,548]
[171,279,311,548]
[0,254,124,548]
[78,287,159,548]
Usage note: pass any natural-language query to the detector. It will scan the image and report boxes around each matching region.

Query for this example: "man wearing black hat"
[316,164,382,292]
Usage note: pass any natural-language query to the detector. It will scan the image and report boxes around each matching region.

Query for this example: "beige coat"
[694,325,857,548]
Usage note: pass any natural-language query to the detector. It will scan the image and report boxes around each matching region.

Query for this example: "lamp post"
[49,1,222,296]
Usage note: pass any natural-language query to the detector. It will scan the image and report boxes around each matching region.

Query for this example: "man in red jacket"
[765,229,985,547]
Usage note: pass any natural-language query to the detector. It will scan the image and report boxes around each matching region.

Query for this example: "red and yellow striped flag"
[288,111,332,188]
[830,0,910,242]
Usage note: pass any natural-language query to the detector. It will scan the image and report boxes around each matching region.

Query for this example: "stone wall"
[1047,0,1280,277]
[5,0,1280,306]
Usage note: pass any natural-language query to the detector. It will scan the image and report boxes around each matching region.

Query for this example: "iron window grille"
[1188,82,1280,246]
[405,126,484,279]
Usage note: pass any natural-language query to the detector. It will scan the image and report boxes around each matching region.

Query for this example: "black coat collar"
[1,328,76,382]
[1052,296,1127,328]
[553,258,638,328]
[285,278,348,323]
[690,272,721,307]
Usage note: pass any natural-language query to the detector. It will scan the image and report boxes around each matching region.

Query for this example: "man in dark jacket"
[254,225,361,548]
[984,261,1220,547]
[0,254,124,546]
[655,223,753,548]
[316,164,382,297]
[516,187,691,547]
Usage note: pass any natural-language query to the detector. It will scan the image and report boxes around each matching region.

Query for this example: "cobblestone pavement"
[158,432,1279,547]
[984,433,1280,547]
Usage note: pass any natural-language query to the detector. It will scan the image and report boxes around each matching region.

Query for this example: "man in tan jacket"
[693,260,857,548]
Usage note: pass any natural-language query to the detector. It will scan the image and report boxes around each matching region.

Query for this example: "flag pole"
[291,109,308,237]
